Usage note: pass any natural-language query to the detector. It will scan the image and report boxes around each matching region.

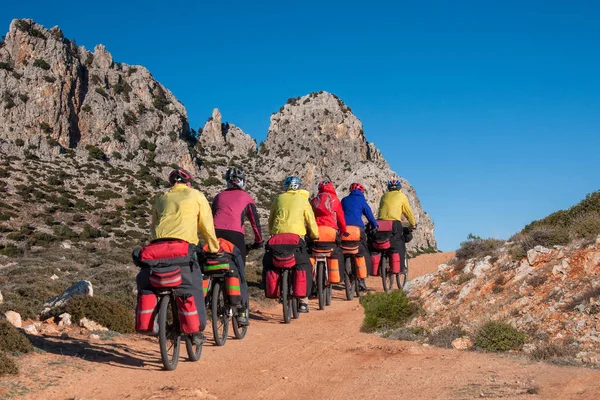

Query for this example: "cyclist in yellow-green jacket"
[263,176,319,313]
[377,178,417,274]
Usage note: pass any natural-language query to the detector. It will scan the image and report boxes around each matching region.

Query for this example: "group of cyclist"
[138,166,416,344]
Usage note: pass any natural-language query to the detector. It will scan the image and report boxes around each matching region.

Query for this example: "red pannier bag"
[149,265,182,288]
[371,253,381,276]
[265,270,280,298]
[267,234,301,269]
[371,239,391,251]
[176,294,201,334]
[376,220,394,232]
[136,239,194,268]
[226,270,242,306]
[293,269,307,297]
[135,291,158,334]
[389,252,401,274]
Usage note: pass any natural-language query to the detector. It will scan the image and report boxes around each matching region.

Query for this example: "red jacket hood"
[318,182,337,196]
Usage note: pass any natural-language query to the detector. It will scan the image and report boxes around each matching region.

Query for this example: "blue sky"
[3,1,599,250]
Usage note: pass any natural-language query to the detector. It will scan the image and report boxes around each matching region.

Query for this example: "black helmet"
[168,168,193,186]
[225,167,246,188]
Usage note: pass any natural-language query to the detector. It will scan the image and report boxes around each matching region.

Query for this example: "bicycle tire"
[158,294,180,371]
[292,297,299,319]
[232,304,248,340]
[184,335,202,361]
[396,257,408,289]
[211,281,229,346]
[325,283,332,306]
[282,270,291,323]
[317,261,325,310]
[344,257,355,301]
[381,255,393,292]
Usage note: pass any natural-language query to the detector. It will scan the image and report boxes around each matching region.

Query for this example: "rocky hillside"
[0,18,435,255]
[406,232,600,365]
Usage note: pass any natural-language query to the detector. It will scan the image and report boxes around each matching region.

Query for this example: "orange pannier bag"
[343,226,361,242]
[315,226,337,243]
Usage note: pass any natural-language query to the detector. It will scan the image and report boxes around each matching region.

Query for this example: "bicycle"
[203,271,248,346]
[312,248,333,310]
[155,288,202,371]
[341,252,363,301]
[369,224,412,291]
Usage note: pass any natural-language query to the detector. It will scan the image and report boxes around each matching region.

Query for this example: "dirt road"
[4,252,600,399]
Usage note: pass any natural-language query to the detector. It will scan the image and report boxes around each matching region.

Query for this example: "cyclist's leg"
[295,246,312,310]
[215,229,246,263]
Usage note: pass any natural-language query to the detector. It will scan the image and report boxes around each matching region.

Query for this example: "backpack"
[312,193,335,216]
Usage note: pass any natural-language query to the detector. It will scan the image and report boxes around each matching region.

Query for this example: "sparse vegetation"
[63,295,134,334]
[33,58,51,70]
[0,320,33,353]
[456,234,504,261]
[95,87,108,98]
[85,145,106,161]
[474,321,526,352]
[361,290,417,333]
[428,326,464,348]
[0,352,18,376]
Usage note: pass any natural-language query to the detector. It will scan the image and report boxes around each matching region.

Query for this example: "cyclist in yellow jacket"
[264,176,319,313]
[377,179,417,274]
[138,168,219,344]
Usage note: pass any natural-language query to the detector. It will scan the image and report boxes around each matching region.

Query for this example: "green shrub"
[14,139,24,147]
[63,295,134,333]
[33,58,51,70]
[202,176,221,186]
[571,214,600,239]
[82,104,92,112]
[18,94,28,103]
[0,320,33,353]
[456,234,504,261]
[0,62,11,71]
[86,145,106,161]
[474,321,526,352]
[360,290,416,333]
[428,326,465,348]
[123,110,137,125]
[43,75,56,83]
[111,151,122,160]
[0,352,18,376]
[529,342,578,362]
[0,244,22,257]
[95,87,108,98]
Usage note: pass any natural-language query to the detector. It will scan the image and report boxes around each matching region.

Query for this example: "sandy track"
[4,252,600,400]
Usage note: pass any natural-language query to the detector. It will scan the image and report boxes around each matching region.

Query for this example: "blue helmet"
[283,176,301,191]
[387,179,402,191]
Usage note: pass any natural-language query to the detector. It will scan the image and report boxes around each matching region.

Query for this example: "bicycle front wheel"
[158,294,181,371]
[282,270,292,324]
[344,257,355,301]
[317,261,325,310]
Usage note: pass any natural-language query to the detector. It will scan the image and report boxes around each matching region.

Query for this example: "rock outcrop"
[255,91,436,250]
[406,236,600,366]
[0,19,195,170]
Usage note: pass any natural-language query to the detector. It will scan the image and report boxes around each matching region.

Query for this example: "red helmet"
[349,182,365,193]
[318,179,332,192]
[168,168,193,186]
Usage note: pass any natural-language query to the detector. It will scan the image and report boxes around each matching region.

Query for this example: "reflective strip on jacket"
[377,190,416,227]
[268,190,319,239]
[151,184,220,252]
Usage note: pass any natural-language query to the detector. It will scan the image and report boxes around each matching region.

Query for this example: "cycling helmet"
[168,168,193,186]
[349,182,365,193]
[318,179,332,192]
[388,179,402,191]
[225,167,246,188]
[283,176,301,191]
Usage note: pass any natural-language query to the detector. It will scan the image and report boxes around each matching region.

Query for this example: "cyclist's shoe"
[192,333,206,346]
[236,309,250,326]
[298,303,309,313]
[359,279,369,292]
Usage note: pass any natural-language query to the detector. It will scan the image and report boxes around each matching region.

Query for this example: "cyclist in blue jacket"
[341,183,378,290]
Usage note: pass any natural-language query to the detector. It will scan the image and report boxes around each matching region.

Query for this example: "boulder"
[451,337,473,350]
[23,324,38,335]
[41,280,93,318]
[3,311,22,328]
[58,313,72,326]
[79,317,108,331]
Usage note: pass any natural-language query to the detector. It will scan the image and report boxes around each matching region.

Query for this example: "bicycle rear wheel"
[158,294,180,371]
[317,261,325,310]
[381,256,393,292]
[211,281,229,346]
[325,284,332,306]
[344,257,355,301]
[282,270,292,323]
